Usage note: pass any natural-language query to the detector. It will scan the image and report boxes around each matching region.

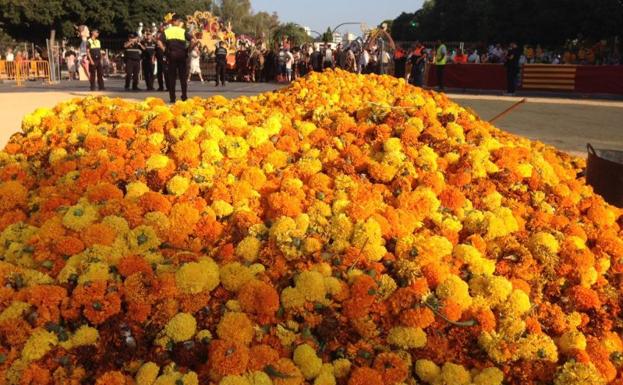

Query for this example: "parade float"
[0,70,622,385]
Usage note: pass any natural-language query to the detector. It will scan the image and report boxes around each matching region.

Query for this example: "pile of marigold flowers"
[0,69,621,385]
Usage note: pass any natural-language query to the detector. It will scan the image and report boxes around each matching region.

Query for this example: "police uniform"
[162,25,191,102]
[143,38,156,90]
[215,45,228,86]
[124,38,143,90]
[87,37,105,90]
[155,32,169,91]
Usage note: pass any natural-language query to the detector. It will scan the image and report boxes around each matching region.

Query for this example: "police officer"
[155,24,169,92]
[124,33,143,91]
[87,29,105,91]
[215,41,228,87]
[142,31,157,91]
[158,14,193,103]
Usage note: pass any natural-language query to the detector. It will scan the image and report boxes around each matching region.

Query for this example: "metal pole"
[379,38,385,75]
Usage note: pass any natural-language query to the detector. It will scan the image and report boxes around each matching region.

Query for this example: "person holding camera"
[142,31,157,91]
[124,32,144,91]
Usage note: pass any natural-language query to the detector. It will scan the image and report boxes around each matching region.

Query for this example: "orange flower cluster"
[0,69,621,385]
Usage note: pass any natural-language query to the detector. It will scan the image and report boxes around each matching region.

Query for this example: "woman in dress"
[188,46,204,83]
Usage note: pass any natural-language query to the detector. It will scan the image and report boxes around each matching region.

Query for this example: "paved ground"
[1,78,622,155]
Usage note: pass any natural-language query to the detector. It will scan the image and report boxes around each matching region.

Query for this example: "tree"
[0,0,213,42]
[322,27,332,43]
[273,23,311,46]
[391,0,623,46]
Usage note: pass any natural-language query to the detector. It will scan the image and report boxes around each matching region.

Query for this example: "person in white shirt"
[285,49,294,82]
[468,49,480,63]
[358,49,370,74]
[5,48,14,62]
[323,44,334,70]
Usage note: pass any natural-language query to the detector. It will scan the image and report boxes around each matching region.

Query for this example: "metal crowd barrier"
[0,60,52,85]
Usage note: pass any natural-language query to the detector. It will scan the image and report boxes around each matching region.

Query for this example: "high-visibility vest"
[435,44,447,65]
[87,38,101,49]
[164,26,186,42]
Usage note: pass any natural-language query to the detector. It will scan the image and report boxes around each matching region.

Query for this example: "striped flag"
[521,64,577,91]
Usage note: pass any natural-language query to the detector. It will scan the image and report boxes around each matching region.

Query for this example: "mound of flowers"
[0,69,621,385]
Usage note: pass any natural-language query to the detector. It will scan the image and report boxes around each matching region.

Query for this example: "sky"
[251,0,424,36]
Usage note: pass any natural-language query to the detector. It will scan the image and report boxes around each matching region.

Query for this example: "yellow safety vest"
[435,44,447,65]
[164,26,186,41]
[88,38,101,49]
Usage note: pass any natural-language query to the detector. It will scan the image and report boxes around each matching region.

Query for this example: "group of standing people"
[86,14,195,102]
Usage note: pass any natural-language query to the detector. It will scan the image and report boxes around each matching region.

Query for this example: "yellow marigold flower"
[436,275,472,310]
[22,328,58,362]
[146,154,170,171]
[553,361,605,385]
[505,289,531,315]
[313,364,335,385]
[49,147,68,164]
[453,244,495,276]
[165,312,197,342]
[558,330,587,353]
[469,275,513,306]
[263,114,282,136]
[439,362,471,385]
[415,359,441,383]
[387,327,427,349]
[323,276,343,296]
[482,191,503,210]
[0,301,30,322]
[220,262,254,292]
[352,218,386,262]
[128,225,160,254]
[62,201,98,231]
[69,325,99,347]
[293,344,323,379]
[136,362,160,385]
[126,181,150,199]
[246,127,269,148]
[201,139,224,163]
[246,371,272,385]
[78,261,110,284]
[166,175,190,196]
[295,120,317,137]
[212,199,234,218]
[295,271,326,302]
[275,324,297,346]
[529,232,560,262]
[175,258,220,294]
[196,329,213,343]
[217,312,254,345]
[473,367,504,385]
[221,136,249,159]
[332,359,351,378]
[219,375,252,385]
[281,286,306,309]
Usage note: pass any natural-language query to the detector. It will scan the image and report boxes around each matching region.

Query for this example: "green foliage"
[322,27,332,43]
[273,23,311,46]
[391,0,623,45]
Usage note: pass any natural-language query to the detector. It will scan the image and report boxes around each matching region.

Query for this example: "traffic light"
[410,20,418,28]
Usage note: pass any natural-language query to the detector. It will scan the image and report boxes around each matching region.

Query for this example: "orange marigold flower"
[53,236,85,256]
[82,223,116,247]
[400,307,435,329]
[207,339,250,379]
[569,285,601,311]
[87,182,123,203]
[348,367,383,385]
[372,352,409,385]
[94,371,127,385]
[138,191,172,214]
[248,344,280,371]
[238,280,279,323]
[343,275,377,319]
[20,363,51,385]
[270,358,304,385]
[0,180,27,212]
